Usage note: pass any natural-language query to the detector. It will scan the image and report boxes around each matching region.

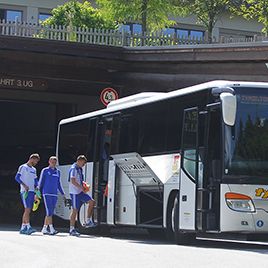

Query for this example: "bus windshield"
[225,87,268,179]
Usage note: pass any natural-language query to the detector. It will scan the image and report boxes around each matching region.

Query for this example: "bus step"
[197,188,211,192]
[196,208,213,213]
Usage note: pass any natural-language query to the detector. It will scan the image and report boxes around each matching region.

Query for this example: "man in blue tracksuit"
[15,153,40,235]
[38,156,65,235]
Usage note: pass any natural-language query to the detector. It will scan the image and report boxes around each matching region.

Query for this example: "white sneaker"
[49,230,59,235]
[42,228,50,235]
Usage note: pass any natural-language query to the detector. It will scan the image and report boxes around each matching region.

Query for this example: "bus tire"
[167,192,195,245]
[166,191,178,241]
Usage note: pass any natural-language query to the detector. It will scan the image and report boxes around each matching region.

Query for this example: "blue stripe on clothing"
[20,191,35,209]
[43,195,58,216]
[15,173,23,184]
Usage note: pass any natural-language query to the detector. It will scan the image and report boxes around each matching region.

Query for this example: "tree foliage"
[96,0,185,33]
[231,0,268,35]
[43,0,116,29]
[172,0,230,43]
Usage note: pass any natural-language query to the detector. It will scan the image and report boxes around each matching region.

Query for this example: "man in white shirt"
[69,155,95,236]
[15,153,40,235]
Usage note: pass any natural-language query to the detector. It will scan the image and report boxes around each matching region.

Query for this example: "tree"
[43,0,116,30]
[172,0,230,43]
[96,0,185,34]
[231,0,268,36]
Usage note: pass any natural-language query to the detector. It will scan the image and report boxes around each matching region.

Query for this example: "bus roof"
[59,80,268,125]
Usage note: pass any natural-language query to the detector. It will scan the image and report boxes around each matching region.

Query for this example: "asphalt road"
[1,225,268,268]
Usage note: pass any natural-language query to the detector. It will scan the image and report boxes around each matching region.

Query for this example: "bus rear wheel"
[167,192,195,245]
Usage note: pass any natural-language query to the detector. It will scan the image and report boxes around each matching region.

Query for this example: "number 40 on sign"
[100,88,119,106]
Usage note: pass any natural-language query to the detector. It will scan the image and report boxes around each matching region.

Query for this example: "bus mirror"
[220,93,237,126]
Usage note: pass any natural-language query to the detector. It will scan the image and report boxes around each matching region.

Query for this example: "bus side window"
[182,108,198,180]
[58,119,90,165]
[118,113,139,154]
[137,102,168,155]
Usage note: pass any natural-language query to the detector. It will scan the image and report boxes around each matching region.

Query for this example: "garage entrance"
[0,100,74,223]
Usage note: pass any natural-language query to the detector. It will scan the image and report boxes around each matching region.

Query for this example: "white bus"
[55,80,268,243]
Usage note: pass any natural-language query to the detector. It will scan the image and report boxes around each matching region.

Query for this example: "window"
[190,30,203,39]
[132,24,142,34]
[119,23,142,34]
[137,102,168,155]
[164,28,175,35]
[118,110,139,154]
[225,88,268,178]
[113,102,169,155]
[166,98,184,152]
[109,116,120,155]
[119,24,131,33]
[0,9,22,22]
[182,108,198,179]
[177,29,188,38]
[164,27,204,39]
[39,13,51,22]
[58,119,91,165]
[166,91,208,152]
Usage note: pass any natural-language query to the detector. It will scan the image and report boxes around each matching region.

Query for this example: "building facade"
[0,0,264,41]
[0,0,68,24]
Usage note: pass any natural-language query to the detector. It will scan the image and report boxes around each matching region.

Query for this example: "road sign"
[100,87,119,106]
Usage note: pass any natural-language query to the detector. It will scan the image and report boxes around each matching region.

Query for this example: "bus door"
[180,105,222,232]
[92,113,120,225]
[179,107,199,231]
[180,105,221,232]
[197,102,222,231]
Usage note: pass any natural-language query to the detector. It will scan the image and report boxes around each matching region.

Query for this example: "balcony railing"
[0,20,266,47]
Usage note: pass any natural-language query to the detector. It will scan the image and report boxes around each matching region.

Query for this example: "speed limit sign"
[100,87,119,106]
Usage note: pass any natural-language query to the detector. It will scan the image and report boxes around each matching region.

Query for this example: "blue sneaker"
[19,227,27,235]
[84,220,97,228]
[69,229,80,237]
[26,227,36,235]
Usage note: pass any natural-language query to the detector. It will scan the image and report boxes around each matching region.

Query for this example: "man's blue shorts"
[70,192,93,210]
[43,195,58,216]
[20,191,35,209]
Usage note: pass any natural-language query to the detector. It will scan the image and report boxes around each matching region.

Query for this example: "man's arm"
[38,169,45,191]
[15,166,29,191]
[71,177,84,192]
[58,171,65,195]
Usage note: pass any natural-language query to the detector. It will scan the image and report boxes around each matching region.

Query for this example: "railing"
[218,35,268,44]
[0,20,267,47]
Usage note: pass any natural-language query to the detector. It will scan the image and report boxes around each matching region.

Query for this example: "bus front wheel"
[167,192,195,245]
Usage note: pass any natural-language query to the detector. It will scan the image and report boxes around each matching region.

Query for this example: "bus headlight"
[225,192,255,213]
